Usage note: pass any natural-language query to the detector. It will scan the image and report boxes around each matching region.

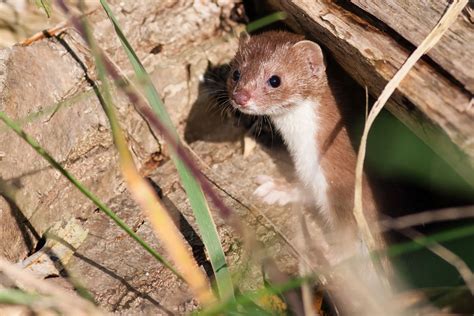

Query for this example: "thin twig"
[21,9,97,46]
[397,227,474,295]
[380,205,474,231]
[21,21,69,46]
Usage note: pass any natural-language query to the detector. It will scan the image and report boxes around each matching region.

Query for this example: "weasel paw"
[254,175,300,206]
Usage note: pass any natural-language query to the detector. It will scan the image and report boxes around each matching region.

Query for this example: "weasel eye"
[232,70,241,82]
[268,75,281,88]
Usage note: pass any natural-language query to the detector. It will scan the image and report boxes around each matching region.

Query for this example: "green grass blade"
[35,0,52,18]
[246,11,287,33]
[0,111,181,280]
[80,16,215,304]
[386,223,474,257]
[199,276,310,316]
[98,0,234,301]
[0,289,40,306]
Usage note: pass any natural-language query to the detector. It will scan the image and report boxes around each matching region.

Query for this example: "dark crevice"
[146,177,215,279]
[33,234,47,253]
[3,195,41,256]
[241,0,291,33]
[149,44,163,55]
[0,177,41,258]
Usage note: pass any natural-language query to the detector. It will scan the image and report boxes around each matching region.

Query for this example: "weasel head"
[227,31,326,116]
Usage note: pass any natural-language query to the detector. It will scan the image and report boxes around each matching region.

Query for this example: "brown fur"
[227,31,323,113]
[317,85,379,228]
[228,31,385,251]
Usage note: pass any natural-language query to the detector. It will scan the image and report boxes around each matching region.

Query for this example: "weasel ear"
[292,40,325,76]
[239,31,250,45]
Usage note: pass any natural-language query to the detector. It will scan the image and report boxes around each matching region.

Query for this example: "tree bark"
[349,0,474,94]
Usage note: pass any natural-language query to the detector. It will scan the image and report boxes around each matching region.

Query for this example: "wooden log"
[349,0,474,94]
[267,0,474,187]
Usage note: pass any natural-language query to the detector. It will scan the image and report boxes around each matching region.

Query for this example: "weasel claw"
[253,175,299,206]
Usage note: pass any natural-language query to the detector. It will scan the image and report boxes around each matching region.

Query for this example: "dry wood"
[267,0,474,187]
[349,0,474,94]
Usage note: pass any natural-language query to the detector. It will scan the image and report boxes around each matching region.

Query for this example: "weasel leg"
[254,175,303,206]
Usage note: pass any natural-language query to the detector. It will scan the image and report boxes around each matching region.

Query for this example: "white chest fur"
[271,100,330,215]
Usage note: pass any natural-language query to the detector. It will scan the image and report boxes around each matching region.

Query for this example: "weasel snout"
[232,89,251,108]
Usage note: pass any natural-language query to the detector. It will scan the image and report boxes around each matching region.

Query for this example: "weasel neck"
[270,99,329,211]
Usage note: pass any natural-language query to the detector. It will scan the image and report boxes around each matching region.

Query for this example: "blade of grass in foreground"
[35,0,52,18]
[198,276,309,316]
[0,289,40,306]
[0,111,180,279]
[0,257,102,315]
[65,9,216,305]
[99,0,234,301]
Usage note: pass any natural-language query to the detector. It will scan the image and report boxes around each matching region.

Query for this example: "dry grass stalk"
[353,0,469,254]
[0,257,102,315]
[53,0,219,306]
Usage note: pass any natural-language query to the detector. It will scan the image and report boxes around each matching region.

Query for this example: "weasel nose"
[233,90,251,107]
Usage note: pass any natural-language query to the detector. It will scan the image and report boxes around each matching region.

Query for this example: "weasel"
[226,31,386,255]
